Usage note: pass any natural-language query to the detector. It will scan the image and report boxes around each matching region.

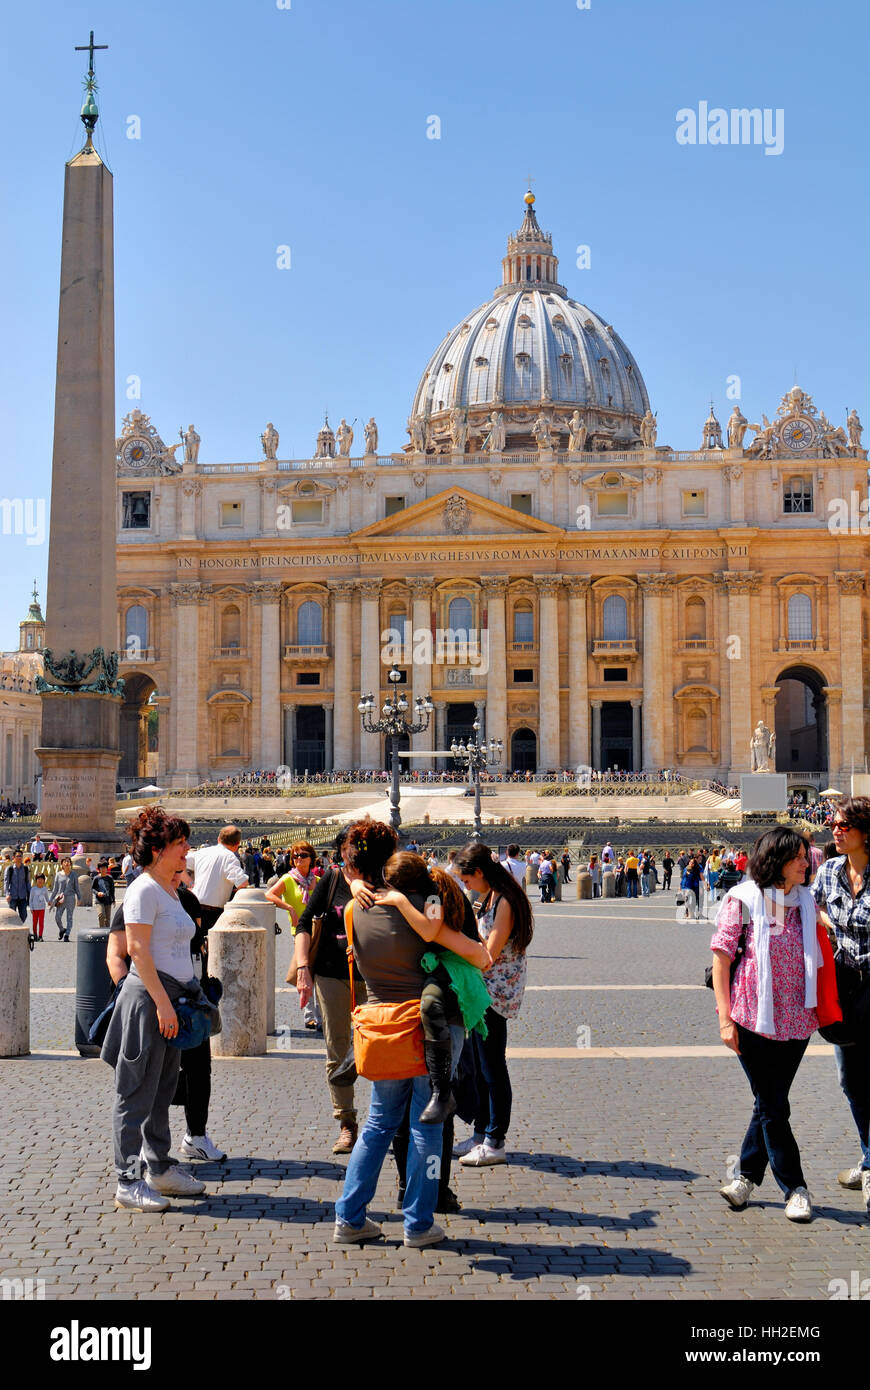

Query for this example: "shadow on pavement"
[457,1205,661,1231]
[509,1152,700,1181]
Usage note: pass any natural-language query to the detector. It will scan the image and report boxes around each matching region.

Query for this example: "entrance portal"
[774,667,828,773]
[295,706,326,774]
[511,726,537,772]
[600,702,633,772]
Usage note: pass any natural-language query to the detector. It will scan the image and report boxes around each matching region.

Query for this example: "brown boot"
[333,1124,358,1154]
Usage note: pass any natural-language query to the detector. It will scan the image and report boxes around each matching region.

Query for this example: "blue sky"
[1,0,868,648]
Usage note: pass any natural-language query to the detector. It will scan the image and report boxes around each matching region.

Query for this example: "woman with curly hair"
[101,807,211,1213]
[334,821,489,1248]
[452,840,534,1167]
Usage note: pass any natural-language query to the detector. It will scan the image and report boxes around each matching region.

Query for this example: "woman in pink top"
[710,826,822,1223]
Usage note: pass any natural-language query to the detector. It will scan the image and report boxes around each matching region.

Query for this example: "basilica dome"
[408,194,651,454]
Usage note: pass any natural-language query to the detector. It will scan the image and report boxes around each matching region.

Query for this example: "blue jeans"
[735,1024,809,1195]
[54,902,75,938]
[336,1074,443,1235]
[640,874,650,896]
[471,1008,511,1147]
[835,1031,870,1169]
[625,875,638,898]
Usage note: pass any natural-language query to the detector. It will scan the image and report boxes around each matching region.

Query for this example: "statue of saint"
[747,415,776,458]
[261,422,279,460]
[639,410,657,448]
[532,412,552,451]
[408,417,428,453]
[364,417,378,454]
[337,418,354,456]
[727,406,749,449]
[158,441,182,472]
[485,410,505,453]
[568,410,588,452]
[749,720,775,772]
[183,424,201,464]
[847,409,863,450]
[450,408,469,453]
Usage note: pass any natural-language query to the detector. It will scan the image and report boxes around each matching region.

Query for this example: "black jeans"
[172,1038,212,1136]
[472,1008,512,1147]
[735,1024,809,1195]
[9,898,28,923]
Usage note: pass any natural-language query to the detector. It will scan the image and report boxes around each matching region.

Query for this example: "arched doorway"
[119,672,158,783]
[600,702,633,771]
[774,666,828,773]
[511,727,537,772]
[295,706,326,773]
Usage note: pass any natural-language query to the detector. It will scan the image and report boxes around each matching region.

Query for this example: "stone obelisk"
[36,35,123,849]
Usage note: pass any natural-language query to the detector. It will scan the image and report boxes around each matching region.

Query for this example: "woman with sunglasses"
[812,796,870,1211]
[266,842,321,1030]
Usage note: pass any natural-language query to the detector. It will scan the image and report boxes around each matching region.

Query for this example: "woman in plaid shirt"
[813,795,870,1212]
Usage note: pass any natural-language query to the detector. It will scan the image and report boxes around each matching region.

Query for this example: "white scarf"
[717,880,819,1036]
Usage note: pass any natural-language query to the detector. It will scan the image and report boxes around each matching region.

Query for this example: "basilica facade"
[114,195,869,789]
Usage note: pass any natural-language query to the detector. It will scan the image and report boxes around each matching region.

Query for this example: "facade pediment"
[351,487,564,541]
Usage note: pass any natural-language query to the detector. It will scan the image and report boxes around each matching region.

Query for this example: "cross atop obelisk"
[75,30,108,140]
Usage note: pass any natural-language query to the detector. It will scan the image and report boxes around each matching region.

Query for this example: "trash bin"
[75,926,113,1057]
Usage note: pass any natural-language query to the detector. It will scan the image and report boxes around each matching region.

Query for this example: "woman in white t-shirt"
[102,806,209,1213]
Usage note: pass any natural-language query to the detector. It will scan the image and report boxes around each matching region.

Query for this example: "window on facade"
[787,592,813,641]
[291,499,323,524]
[513,604,534,643]
[687,708,708,752]
[220,605,241,649]
[685,596,706,641]
[681,490,706,517]
[783,477,813,513]
[122,492,150,528]
[297,600,323,645]
[602,594,629,640]
[603,668,628,682]
[220,501,242,527]
[597,491,629,517]
[296,672,320,686]
[513,668,534,683]
[384,496,405,517]
[125,604,149,657]
[26,632,33,648]
[510,493,533,515]
[447,596,473,639]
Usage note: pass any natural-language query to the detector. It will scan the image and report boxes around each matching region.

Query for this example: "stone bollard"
[553,865,563,902]
[71,856,93,907]
[0,903,30,1056]
[576,871,592,900]
[230,887,277,1033]
[525,865,536,888]
[602,870,616,899]
[208,909,267,1057]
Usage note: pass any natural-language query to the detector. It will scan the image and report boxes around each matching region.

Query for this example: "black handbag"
[705,927,746,990]
[818,951,870,1046]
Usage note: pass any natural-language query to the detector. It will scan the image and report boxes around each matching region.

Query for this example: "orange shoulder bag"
[345,901,427,1081]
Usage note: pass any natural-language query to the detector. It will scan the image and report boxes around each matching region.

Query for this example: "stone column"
[591,700,602,771]
[410,578,434,760]
[535,576,562,770]
[723,464,745,524]
[153,694,170,781]
[258,476,279,537]
[475,699,486,738]
[631,700,642,772]
[643,468,663,527]
[329,581,355,771]
[358,580,382,770]
[824,687,843,779]
[639,574,674,773]
[323,702,334,771]
[283,703,296,770]
[180,478,201,539]
[252,583,283,771]
[483,578,508,756]
[719,571,760,780]
[169,583,205,784]
[434,701,447,772]
[566,577,591,770]
[836,572,865,778]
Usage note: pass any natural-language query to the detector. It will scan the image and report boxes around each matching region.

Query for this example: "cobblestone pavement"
[4,890,867,1301]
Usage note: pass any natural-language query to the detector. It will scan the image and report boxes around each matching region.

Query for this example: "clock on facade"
[781,418,815,452]
[122,437,153,469]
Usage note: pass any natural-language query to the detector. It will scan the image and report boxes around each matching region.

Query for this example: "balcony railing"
[508,641,535,655]
[591,638,638,655]
[214,646,248,658]
[775,637,818,651]
[118,647,156,663]
[680,639,713,650]
[283,644,331,661]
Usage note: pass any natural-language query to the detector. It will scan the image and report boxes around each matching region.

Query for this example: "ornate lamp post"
[358,664,433,834]
[450,718,503,839]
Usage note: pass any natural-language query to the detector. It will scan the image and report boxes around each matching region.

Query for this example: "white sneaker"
[862,1171,870,1214]
[404,1221,445,1248]
[837,1164,863,1190]
[332,1218,383,1245]
[720,1176,755,1209]
[113,1179,170,1213]
[784,1186,813,1222]
[146,1164,206,1196]
[459,1142,507,1167]
[181,1133,226,1162]
[453,1133,484,1158]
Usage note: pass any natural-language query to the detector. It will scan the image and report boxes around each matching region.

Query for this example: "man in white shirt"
[502,844,527,888]
[30,836,45,858]
[602,842,614,866]
[191,825,249,933]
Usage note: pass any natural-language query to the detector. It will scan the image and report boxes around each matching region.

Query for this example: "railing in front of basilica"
[194,447,726,474]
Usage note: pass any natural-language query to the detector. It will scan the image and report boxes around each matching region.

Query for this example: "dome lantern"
[496,192,567,299]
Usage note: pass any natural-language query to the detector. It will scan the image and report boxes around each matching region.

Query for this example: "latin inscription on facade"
[177,544,748,569]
